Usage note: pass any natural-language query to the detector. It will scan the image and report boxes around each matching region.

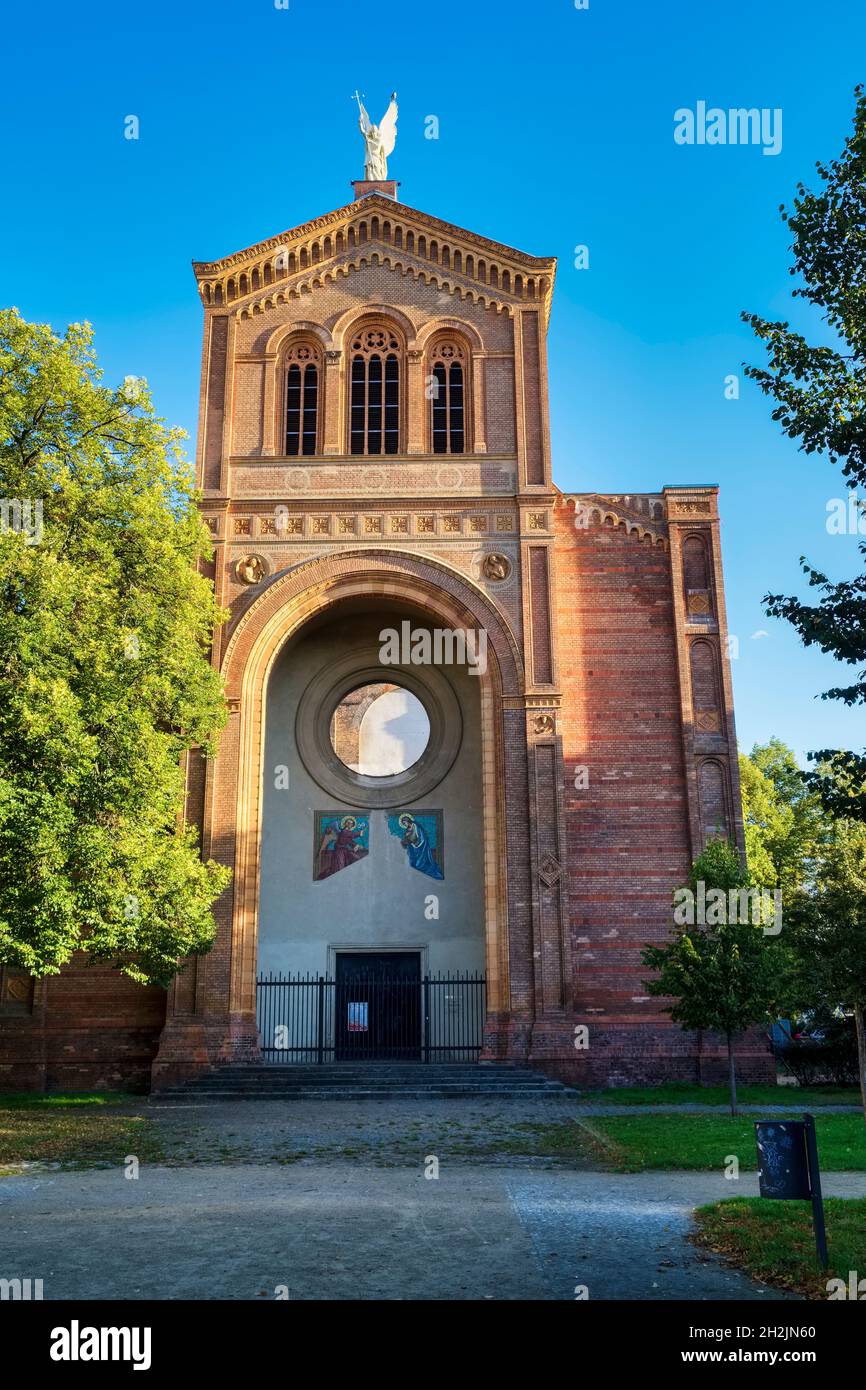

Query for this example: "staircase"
[151,1062,579,1103]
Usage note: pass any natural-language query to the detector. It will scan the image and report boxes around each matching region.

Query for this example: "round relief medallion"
[481,552,512,582]
[235,554,268,585]
[295,646,463,808]
[436,465,464,491]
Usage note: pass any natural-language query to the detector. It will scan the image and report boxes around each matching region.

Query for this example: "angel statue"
[354,90,398,180]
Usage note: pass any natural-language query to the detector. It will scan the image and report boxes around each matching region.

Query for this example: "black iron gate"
[334,952,421,1060]
[256,970,486,1063]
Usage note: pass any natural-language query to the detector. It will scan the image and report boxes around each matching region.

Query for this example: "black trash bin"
[754,1114,828,1268]
[755,1119,811,1199]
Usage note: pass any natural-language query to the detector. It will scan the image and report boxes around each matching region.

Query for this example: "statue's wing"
[379,96,398,156]
[358,99,372,134]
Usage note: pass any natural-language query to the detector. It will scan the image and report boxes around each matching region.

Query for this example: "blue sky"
[2,0,863,765]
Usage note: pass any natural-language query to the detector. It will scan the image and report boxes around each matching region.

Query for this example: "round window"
[329,682,430,776]
[295,649,463,808]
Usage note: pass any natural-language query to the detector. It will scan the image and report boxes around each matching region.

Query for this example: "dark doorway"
[335,952,421,1060]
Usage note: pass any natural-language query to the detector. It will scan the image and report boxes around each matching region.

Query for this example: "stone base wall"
[0,955,166,1093]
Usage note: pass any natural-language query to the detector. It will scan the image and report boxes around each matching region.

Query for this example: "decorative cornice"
[502,693,563,710]
[193,194,554,276]
[662,485,720,521]
[556,493,669,547]
[234,252,515,324]
[192,194,556,326]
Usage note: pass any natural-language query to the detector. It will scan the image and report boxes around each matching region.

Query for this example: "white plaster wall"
[257,611,486,980]
[356,688,429,774]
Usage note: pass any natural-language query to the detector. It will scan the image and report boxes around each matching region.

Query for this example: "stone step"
[174,1066,553,1078]
[161,1073,562,1087]
[226,1061,530,1073]
[176,1088,558,1097]
[152,1085,579,1103]
[150,1062,577,1103]
[184,1073,555,1085]
[155,1070,564,1082]
[176,1085,557,1094]
[191,1065,504,1073]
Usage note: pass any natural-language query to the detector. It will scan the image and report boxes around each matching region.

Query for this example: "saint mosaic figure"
[315,813,370,881]
[388,811,444,880]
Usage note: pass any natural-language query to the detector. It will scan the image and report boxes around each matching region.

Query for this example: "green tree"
[0,309,230,986]
[743,86,866,821]
[787,819,866,1123]
[739,738,823,892]
[642,841,787,1114]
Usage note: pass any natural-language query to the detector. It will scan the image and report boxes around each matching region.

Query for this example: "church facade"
[0,180,769,1092]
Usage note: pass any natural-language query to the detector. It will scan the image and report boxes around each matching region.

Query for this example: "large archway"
[209,550,526,1063]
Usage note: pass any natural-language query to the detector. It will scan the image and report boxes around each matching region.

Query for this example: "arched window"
[429,339,468,454]
[698,760,729,842]
[284,342,321,456]
[349,324,402,455]
[690,640,721,733]
[682,534,714,618]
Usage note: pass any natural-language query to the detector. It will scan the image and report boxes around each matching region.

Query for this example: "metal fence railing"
[256,972,486,1064]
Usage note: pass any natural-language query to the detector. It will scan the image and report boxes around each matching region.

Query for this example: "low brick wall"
[0,955,166,1093]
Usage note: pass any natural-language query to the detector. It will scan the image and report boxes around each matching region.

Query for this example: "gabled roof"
[192,192,556,327]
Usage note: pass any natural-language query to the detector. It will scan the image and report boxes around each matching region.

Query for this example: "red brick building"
[0,181,765,1092]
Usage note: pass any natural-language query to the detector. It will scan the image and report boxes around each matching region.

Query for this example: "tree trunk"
[854,1003,866,1128]
[727,1031,738,1116]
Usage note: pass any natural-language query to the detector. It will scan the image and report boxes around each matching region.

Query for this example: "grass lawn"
[581,1112,866,1172]
[694,1197,866,1299]
[0,1091,130,1109]
[0,1093,164,1170]
[580,1083,862,1108]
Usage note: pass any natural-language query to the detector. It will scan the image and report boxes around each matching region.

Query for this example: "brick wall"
[551,501,772,1086]
[0,955,166,1093]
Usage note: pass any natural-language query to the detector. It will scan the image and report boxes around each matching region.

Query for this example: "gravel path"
[4,1097,863,1301]
[143,1094,591,1166]
[5,1162,856,1301]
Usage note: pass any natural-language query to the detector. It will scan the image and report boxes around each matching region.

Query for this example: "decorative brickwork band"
[202,316,228,491]
[519,310,544,485]
[528,545,554,685]
[531,742,570,1013]
[664,487,745,859]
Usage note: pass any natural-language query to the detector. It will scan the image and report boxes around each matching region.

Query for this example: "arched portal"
[205,550,526,1065]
